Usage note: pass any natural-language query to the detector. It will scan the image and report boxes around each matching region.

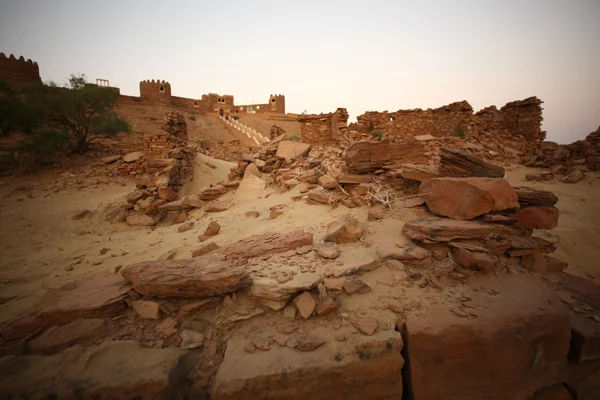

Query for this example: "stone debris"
[439,147,505,178]
[191,241,220,258]
[343,278,370,295]
[126,214,156,226]
[316,296,340,316]
[293,291,317,319]
[295,334,327,351]
[28,318,109,354]
[316,242,339,259]
[355,317,378,336]
[180,330,204,349]
[132,300,161,319]
[203,221,221,236]
[324,214,363,243]
[222,230,313,261]
[71,209,90,220]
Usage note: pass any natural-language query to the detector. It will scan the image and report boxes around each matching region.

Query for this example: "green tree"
[44,74,130,153]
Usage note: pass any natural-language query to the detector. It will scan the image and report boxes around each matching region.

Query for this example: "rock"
[1,274,130,344]
[324,277,345,291]
[293,291,317,319]
[272,333,290,346]
[439,147,505,178]
[345,140,427,173]
[511,206,559,229]
[0,341,195,399]
[121,257,251,298]
[123,151,143,163]
[269,209,283,219]
[407,274,570,400]
[420,177,519,220]
[126,214,156,227]
[200,185,229,201]
[355,317,378,335]
[192,242,220,257]
[451,247,495,273]
[71,209,90,220]
[399,163,440,181]
[222,230,313,261]
[307,189,335,204]
[158,248,178,261]
[132,300,161,319]
[178,221,194,233]
[514,187,559,206]
[565,360,600,400]
[205,200,234,212]
[296,334,327,351]
[343,278,370,295]
[324,214,363,243]
[316,242,339,259]
[28,318,108,354]
[154,317,178,339]
[204,221,221,236]
[252,336,270,351]
[544,256,568,273]
[127,190,147,203]
[404,196,426,208]
[245,163,261,177]
[283,304,297,319]
[250,272,321,310]
[276,140,311,160]
[155,175,170,187]
[552,165,567,175]
[526,173,544,181]
[180,330,204,349]
[318,175,338,189]
[483,214,519,224]
[213,330,403,399]
[181,194,204,208]
[245,211,259,217]
[316,297,340,316]
[561,169,584,183]
[375,238,430,261]
[402,217,516,243]
[101,155,121,164]
[157,200,191,212]
[337,174,369,184]
[157,186,177,201]
[368,205,386,220]
[415,134,436,141]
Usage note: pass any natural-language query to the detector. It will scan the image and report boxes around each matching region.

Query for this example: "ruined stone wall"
[298,108,349,144]
[0,53,41,88]
[352,97,544,143]
[139,80,172,105]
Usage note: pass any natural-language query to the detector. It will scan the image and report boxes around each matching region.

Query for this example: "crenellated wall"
[0,53,42,88]
[351,97,544,143]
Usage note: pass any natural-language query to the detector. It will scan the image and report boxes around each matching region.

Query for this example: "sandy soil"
[0,158,598,330]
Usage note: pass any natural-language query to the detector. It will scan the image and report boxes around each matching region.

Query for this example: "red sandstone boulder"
[420,177,519,220]
[439,147,505,178]
[451,247,495,273]
[402,217,514,243]
[345,140,427,173]
[222,230,313,261]
[511,206,559,229]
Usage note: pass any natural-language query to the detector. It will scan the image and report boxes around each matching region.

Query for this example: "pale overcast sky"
[0,0,598,143]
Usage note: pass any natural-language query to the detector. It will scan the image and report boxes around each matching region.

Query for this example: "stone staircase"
[219,115,270,146]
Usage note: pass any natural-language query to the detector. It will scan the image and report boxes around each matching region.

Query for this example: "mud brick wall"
[298,108,349,144]
[352,97,544,143]
[0,53,42,88]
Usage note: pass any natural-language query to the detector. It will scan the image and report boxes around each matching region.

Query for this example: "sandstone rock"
[181,194,204,208]
[511,206,559,229]
[123,151,143,163]
[324,214,363,243]
[451,247,495,273]
[126,214,156,227]
[154,317,178,339]
[204,221,221,236]
[307,189,335,204]
[245,163,261,177]
[345,140,427,173]
[343,278,370,294]
[249,272,321,310]
[71,209,90,220]
[404,196,426,208]
[368,204,386,220]
[158,248,178,261]
[200,185,229,201]
[252,336,270,351]
[316,297,340,316]
[552,165,567,175]
[157,200,191,211]
[399,163,440,181]
[180,330,204,349]
[526,173,544,181]
[439,147,505,178]
[177,221,194,233]
[1,274,130,344]
[514,186,559,206]
[318,175,338,189]
[561,169,584,183]
[403,217,515,243]
[205,200,234,212]
[121,257,251,298]
[316,242,339,259]
[222,230,313,260]
[324,277,345,291]
[0,341,195,399]
[276,140,311,160]
[272,333,290,346]
[337,174,369,184]
[375,238,430,261]
[483,214,519,224]
[213,330,404,399]
[28,318,108,354]
[155,175,170,187]
[192,242,220,257]
[407,274,570,400]
[101,155,121,164]
[296,334,327,351]
[293,291,317,319]
[157,186,177,201]
[283,304,297,319]
[127,190,147,203]
[245,211,259,217]
[132,300,161,319]
[355,317,378,335]
[420,177,519,220]
[544,256,568,273]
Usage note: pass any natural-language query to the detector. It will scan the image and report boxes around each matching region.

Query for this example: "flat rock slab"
[406,274,570,400]
[345,140,427,174]
[121,256,251,298]
[439,147,505,178]
[249,272,321,310]
[28,318,109,354]
[276,140,311,160]
[213,328,403,400]
[223,230,313,261]
[510,206,560,230]
[1,274,130,344]
[402,217,515,243]
[0,340,195,399]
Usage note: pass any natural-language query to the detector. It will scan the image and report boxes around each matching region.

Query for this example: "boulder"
[276,140,311,160]
[200,185,229,201]
[511,206,559,230]
[451,247,495,273]
[402,217,514,243]
[345,140,427,173]
[0,341,195,399]
[561,169,585,183]
[439,147,505,178]
[121,256,251,298]
[122,151,143,163]
[126,214,156,227]
[420,177,519,220]
[28,318,109,354]
[514,187,559,206]
[398,163,440,181]
[318,175,338,189]
[407,274,570,400]
[222,230,313,261]
[324,214,363,243]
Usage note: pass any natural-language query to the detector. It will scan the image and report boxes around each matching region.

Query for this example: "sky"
[0,0,598,144]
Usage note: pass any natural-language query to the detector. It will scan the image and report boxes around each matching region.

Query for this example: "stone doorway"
[219,108,224,117]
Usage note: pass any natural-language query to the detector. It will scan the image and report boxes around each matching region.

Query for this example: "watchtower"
[139,79,172,104]
[269,94,285,114]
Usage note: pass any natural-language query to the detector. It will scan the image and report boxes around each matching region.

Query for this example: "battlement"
[0,52,42,87]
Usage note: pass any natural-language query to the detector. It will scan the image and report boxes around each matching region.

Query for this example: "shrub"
[289,135,300,142]
[372,130,383,140]
[232,115,239,120]
[15,129,69,171]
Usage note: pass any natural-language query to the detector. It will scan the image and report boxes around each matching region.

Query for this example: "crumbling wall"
[298,108,349,144]
[352,97,544,143]
[0,53,42,88]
